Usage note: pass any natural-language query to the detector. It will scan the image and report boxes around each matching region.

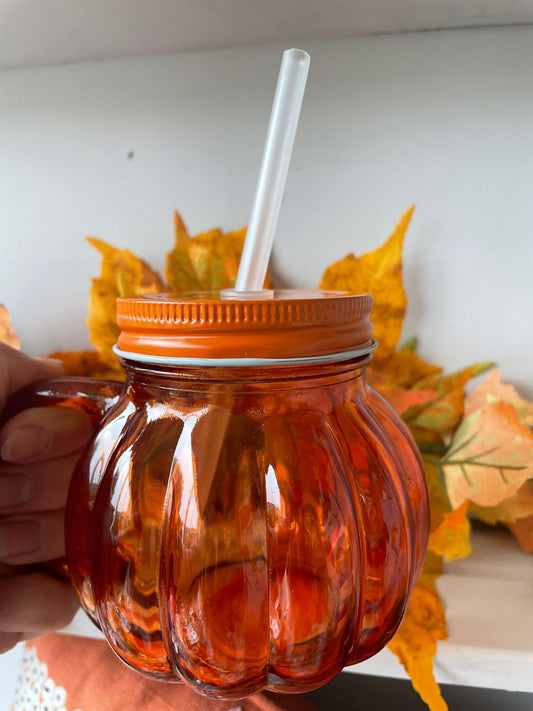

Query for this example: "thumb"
[0,343,64,412]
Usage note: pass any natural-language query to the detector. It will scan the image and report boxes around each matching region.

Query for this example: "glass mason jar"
[15,290,429,699]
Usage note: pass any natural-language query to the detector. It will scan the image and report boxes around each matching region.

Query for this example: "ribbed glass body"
[64,354,429,699]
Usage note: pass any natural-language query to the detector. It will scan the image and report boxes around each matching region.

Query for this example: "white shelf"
[2,0,533,71]
[64,526,533,693]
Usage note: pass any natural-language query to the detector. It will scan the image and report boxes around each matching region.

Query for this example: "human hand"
[0,343,92,653]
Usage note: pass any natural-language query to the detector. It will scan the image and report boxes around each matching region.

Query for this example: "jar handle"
[3,377,124,427]
[2,377,124,583]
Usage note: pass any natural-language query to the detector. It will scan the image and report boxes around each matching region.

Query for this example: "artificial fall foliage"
[86,237,165,375]
[319,206,410,366]
[47,349,122,381]
[0,304,20,349]
[446,370,533,541]
[2,208,533,711]
[443,401,533,509]
[387,551,448,711]
[166,210,249,293]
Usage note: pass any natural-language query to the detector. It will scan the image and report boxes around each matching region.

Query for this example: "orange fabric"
[24,635,318,711]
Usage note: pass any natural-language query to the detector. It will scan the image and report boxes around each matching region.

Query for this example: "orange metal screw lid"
[115,290,374,362]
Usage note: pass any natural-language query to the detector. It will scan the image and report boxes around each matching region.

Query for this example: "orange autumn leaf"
[0,304,20,349]
[469,480,533,525]
[409,387,466,433]
[415,361,493,394]
[427,501,471,561]
[464,368,533,426]
[449,369,533,550]
[367,369,438,416]
[407,362,493,439]
[508,515,533,553]
[48,350,124,381]
[381,385,438,418]
[367,348,441,417]
[372,348,442,389]
[87,238,165,370]
[442,401,533,509]
[388,551,447,711]
[165,210,251,293]
[319,206,413,364]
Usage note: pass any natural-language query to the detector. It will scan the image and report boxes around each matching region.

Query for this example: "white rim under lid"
[113,340,378,367]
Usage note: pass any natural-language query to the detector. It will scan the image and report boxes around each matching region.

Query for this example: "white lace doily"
[11,646,82,711]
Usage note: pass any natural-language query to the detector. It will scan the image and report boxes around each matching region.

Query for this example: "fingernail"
[0,473,34,508]
[0,427,50,462]
[0,520,40,558]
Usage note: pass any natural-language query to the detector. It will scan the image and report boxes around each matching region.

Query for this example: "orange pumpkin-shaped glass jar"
[48,290,428,699]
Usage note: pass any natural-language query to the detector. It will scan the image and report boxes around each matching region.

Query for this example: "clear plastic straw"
[234,48,310,294]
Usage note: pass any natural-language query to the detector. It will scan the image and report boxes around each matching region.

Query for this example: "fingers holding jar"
[0,451,82,514]
[0,509,67,564]
[0,402,92,653]
[0,406,92,464]
[0,406,92,563]
[0,570,79,654]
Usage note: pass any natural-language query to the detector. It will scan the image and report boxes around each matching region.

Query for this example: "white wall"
[1,27,532,395]
[0,24,533,704]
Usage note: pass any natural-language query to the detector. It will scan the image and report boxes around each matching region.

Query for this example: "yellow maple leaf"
[388,551,447,711]
[319,206,413,364]
[0,304,20,349]
[165,210,249,293]
[388,504,470,711]
[423,459,451,533]
[87,238,165,370]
